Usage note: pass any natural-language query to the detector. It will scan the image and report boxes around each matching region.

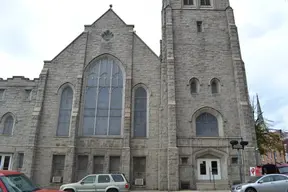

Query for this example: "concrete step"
[196,180,230,190]
[178,191,230,192]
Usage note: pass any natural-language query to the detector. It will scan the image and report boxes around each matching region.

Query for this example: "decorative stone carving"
[101,30,114,41]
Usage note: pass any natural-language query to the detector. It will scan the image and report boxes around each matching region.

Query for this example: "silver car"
[60,174,129,192]
[231,174,288,192]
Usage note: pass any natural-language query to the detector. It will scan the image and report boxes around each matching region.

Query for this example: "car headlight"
[236,186,242,190]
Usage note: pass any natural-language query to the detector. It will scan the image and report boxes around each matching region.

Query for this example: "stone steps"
[196,180,230,191]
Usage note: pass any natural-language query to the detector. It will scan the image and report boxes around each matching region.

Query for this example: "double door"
[197,158,221,180]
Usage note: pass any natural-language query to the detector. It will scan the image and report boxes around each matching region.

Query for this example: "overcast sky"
[0,0,287,131]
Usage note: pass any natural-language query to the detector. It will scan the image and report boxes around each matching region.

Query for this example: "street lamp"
[230,138,249,183]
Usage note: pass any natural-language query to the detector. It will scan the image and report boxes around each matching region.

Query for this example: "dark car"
[261,163,288,175]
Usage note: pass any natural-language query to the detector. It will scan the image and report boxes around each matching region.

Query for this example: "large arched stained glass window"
[57,86,73,136]
[196,112,218,137]
[83,56,124,136]
[133,87,147,137]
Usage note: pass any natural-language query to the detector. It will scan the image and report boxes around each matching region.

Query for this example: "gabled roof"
[89,7,134,28]
[86,6,159,58]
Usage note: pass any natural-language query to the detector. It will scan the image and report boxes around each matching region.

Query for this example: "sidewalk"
[131,190,230,192]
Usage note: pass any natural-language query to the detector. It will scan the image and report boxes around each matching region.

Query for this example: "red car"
[0,170,61,192]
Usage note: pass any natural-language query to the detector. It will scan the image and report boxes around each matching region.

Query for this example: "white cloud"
[0,0,287,130]
[230,0,288,130]
[0,52,42,79]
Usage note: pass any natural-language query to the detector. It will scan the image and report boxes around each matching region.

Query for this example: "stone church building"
[0,0,257,190]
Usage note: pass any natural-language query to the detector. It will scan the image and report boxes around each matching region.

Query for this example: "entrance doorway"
[197,158,221,180]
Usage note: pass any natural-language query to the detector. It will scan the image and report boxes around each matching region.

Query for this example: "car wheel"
[64,189,75,192]
[107,188,118,192]
[245,187,256,192]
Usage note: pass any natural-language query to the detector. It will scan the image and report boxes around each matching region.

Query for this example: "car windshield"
[0,174,40,192]
[247,176,263,183]
[279,167,288,173]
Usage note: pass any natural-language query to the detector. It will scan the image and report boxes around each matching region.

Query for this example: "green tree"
[255,120,283,155]
[252,95,284,155]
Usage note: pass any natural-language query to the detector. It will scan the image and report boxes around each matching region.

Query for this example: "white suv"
[60,174,129,192]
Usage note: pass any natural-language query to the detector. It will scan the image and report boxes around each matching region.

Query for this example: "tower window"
[200,0,211,6]
[211,78,220,94]
[197,21,203,32]
[189,78,199,94]
[183,0,194,5]
[196,112,218,137]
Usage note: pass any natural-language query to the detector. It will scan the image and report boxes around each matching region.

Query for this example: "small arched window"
[211,78,220,94]
[196,112,218,137]
[133,87,148,137]
[190,78,199,94]
[57,86,73,136]
[2,115,14,135]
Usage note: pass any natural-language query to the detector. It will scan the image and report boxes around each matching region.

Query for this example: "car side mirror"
[80,181,84,185]
[258,180,263,184]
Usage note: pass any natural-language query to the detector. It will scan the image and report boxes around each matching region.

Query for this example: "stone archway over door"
[193,148,228,182]
[197,158,221,180]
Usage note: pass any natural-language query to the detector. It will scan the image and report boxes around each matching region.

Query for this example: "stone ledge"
[0,76,39,85]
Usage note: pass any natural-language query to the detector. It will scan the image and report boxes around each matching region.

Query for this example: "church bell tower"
[161,0,256,190]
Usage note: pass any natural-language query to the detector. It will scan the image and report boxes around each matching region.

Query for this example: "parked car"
[278,163,288,175]
[60,174,129,192]
[0,170,61,192]
[254,163,288,176]
[231,174,288,192]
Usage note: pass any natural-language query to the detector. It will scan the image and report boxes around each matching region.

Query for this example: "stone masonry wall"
[32,8,162,189]
[167,0,256,188]
[0,76,39,175]
[0,1,257,191]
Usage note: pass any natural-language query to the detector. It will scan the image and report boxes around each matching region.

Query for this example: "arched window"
[57,86,73,136]
[196,112,218,137]
[83,56,124,136]
[2,115,14,135]
[133,87,147,137]
[211,78,220,94]
[190,78,199,94]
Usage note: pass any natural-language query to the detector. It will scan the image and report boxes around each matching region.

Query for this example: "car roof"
[0,170,22,176]
[86,173,123,176]
[262,174,288,176]
[277,163,288,168]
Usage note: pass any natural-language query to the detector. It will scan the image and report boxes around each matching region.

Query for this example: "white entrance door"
[197,159,221,180]
[0,154,13,170]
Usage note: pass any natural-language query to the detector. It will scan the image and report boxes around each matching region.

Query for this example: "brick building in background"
[0,0,257,190]
[261,131,286,165]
